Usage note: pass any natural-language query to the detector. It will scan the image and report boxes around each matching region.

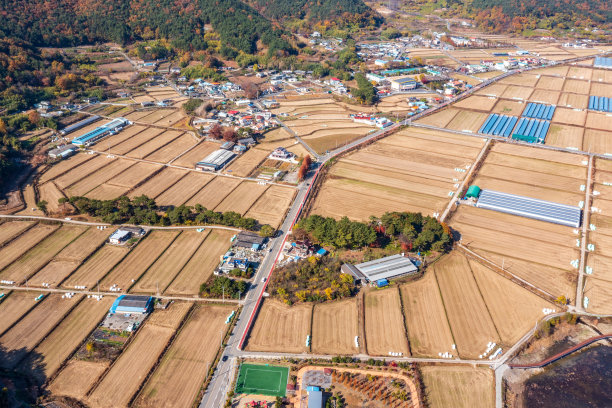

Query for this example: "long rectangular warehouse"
[476,189,581,228]
[348,254,418,283]
[60,115,100,136]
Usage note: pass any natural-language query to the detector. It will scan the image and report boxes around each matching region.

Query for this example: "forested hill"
[466,0,610,32]
[0,0,292,54]
[248,0,374,22]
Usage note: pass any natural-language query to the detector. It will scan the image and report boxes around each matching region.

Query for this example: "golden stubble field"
[246,299,312,353]
[422,366,494,408]
[311,298,359,355]
[135,304,234,408]
[311,128,484,221]
[364,288,410,356]
[87,302,192,408]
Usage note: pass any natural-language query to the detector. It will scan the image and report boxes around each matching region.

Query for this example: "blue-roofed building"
[109,295,153,315]
[376,278,389,288]
[307,389,324,408]
[72,117,130,147]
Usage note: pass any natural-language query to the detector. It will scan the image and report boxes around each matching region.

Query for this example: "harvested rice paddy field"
[61,244,129,290]
[38,182,67,213]
[0,220,34,246]
[214,181,268,214]
[469,258,553,344]
[135,304,234,408]
[399,273,454,358]
[422,366,494,408]
[29,296,113,378]
[154,171,214,206]
[131,230,208,294]
[87,302,192,408]
[311,127,484,221]
[172,141,220,168]
[0,291,43,334]
[273,98,377,154]
[39,153,93,183]
[49,360,110,401]
[245,185,296,228]
[100,230,179,291]
[451,205,579,297]
[184,176,242,209]
[145,133,195,163]
[110,128,165,155]
[433,252,500,358]
[364,288,410,356]
[68,159,135,197]
[54,155,115,190]
[0,223,59,271]
[413,63,612,154]
[224,147,271,177]
[164,229,234,295]
[124,130,183,159]
[128,167,188,199]
[0,225,86,284]
[311,298,359,355]
[583,160,612,314]
[246,299,312,353]
[0,294,82,369]
[29,227,110,287]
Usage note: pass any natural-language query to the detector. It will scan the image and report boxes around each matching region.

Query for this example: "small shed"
[376,279,389,288]
[465,185,481,199]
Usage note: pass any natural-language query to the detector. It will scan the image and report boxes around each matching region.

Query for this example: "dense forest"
[296,211,453,252]
[436,0,611,33]
[249,0,378,25]
[0,0,293,55]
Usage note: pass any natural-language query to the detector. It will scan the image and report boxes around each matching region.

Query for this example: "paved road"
[199,174,313,408]
[0,285,240,303]
[0,214,243,232]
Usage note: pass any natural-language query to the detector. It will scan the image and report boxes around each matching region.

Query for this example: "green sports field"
[234,363,289,397]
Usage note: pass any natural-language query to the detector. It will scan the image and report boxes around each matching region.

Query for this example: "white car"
[261,277,267,283]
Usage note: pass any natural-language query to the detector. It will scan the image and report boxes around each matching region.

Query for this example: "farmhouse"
[109,295,153,315]
[195,149,236,171]
[109,229,131,245]
[48,145,78,160]
[390,77,417,92]
[269,147,295,161]
[342,254,418,283]
[109,226,146,245]
[473,188,582,228]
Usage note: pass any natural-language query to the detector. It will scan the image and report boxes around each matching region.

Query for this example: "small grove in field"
[199,276,248,299]
[63,195,271,232]
[297,211,453,252]
[269,257,355,304]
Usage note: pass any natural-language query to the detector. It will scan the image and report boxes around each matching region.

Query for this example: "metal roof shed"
[110,295,153,314]
[353,254,418,282]
[476,189,581,228]
[465,185,481,198]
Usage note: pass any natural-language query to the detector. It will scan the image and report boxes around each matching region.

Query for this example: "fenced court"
[235,363,289,397]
